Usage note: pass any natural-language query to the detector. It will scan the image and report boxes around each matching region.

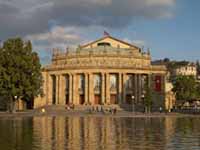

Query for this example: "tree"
[144,82,153,113]
[172,75,199,101]
[196,60,200,73]
[0,38,43,112]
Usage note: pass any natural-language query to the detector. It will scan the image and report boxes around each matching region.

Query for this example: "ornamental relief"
[61,58,150,68]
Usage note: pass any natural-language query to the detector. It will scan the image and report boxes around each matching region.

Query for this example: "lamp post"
[141,94,145,113]
[141,94,145,103]
[132,95,135,114]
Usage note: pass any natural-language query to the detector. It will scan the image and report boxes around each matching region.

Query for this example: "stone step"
[35,104,146,112]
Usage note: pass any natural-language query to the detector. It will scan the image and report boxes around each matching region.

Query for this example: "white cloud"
[26,26,82,48]
[146,0,175,6]
[132,40,145,47]
[123,38,145,47]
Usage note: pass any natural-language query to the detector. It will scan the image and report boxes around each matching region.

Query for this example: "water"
[0,116,200,150]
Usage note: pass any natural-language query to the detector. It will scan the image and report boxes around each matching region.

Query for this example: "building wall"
[174,65,197,76]
[33,36,167,110]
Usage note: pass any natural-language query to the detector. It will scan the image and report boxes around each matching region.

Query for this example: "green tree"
[144,82,153,113]
[0,38,43,112]
[172,75,199,101]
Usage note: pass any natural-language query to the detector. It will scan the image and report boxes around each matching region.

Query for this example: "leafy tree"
[0,38,43,112]
[196,60,200,72]
[172,75,199,101]
[144,81,153,113]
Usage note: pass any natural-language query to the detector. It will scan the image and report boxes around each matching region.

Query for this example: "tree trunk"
[145,106,148,113]
[148,106,151,114]
[8,97,16,113]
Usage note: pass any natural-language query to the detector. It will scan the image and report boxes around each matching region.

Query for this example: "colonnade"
[47,73,159,105]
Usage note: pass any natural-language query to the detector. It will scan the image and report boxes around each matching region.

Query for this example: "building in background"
[172,63,197,77]
[33,35,168,110]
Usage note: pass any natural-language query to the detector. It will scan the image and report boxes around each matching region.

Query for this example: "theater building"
[34,35,167,110]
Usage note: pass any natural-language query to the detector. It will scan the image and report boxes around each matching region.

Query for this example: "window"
[110,74,117,90]
[65,75,69,91]
[94,74,101,90]
[79,74,85,90]
[126,75,133,89]
[97,42,111,46]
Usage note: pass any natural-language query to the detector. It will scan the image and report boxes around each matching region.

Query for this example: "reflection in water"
[0,117,200,150]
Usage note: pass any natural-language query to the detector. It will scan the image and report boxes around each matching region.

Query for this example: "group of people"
[89,106,117,114]
[65,103,75,110]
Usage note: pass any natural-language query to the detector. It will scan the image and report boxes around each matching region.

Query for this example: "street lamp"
[131,95,135,114]
[141,94,145,113]
[141,94,145,103]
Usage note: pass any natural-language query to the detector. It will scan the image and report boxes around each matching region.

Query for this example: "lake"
[0,116,199,150]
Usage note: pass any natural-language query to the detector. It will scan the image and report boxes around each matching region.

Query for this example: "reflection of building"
[34,35,167,109]
[31,117,177,150]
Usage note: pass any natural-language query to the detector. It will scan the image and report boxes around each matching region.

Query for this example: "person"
[88,107,92,114]
[159,107,163,113]
[67,105,70,110]
[41,108,46,113]
[100,106,104,113]
[113,108,117,114]
[91,106,95,112]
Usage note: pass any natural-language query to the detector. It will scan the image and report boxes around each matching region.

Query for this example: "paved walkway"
[0,108,198,118]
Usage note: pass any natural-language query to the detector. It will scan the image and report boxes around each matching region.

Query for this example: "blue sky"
[0,0,199,64]
[126,0,200,61]
[99,0,200,62]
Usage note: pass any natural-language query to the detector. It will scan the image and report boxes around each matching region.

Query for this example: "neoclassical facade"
[34,35,167,110]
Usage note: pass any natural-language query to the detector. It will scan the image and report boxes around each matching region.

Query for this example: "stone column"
[56,75,60,104]
[88,73,94,104]
[69,74,73,104]
[138,74,142,103]
[47,74,53,105]
[105,73,110,104]
[101,73,105,104]
[122,73,127,104]
[134,74,138,103]
[84,73,88,104]
[59,75,66,105]
[72,74,78,105]
[118,73,122,104]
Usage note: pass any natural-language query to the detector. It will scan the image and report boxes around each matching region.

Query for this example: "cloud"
[123,38,145,47]
[0,0,176,64]
[0,0,176,39]
[26,26,81,46]
[25,26,85,64]
[132,40,145,47]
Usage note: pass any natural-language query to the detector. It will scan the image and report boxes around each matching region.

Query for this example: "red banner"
[155,75,162,92]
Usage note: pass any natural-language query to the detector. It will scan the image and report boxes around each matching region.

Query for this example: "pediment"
[80,36,139,50]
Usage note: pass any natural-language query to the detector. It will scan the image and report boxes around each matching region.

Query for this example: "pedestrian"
[113,108,117,114]
[159,107,162,113]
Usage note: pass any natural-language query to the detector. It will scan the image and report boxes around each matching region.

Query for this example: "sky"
[0,0,199,64]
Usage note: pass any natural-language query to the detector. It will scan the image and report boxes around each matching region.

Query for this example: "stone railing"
[52,47,150,62]
[48,57,152,70]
